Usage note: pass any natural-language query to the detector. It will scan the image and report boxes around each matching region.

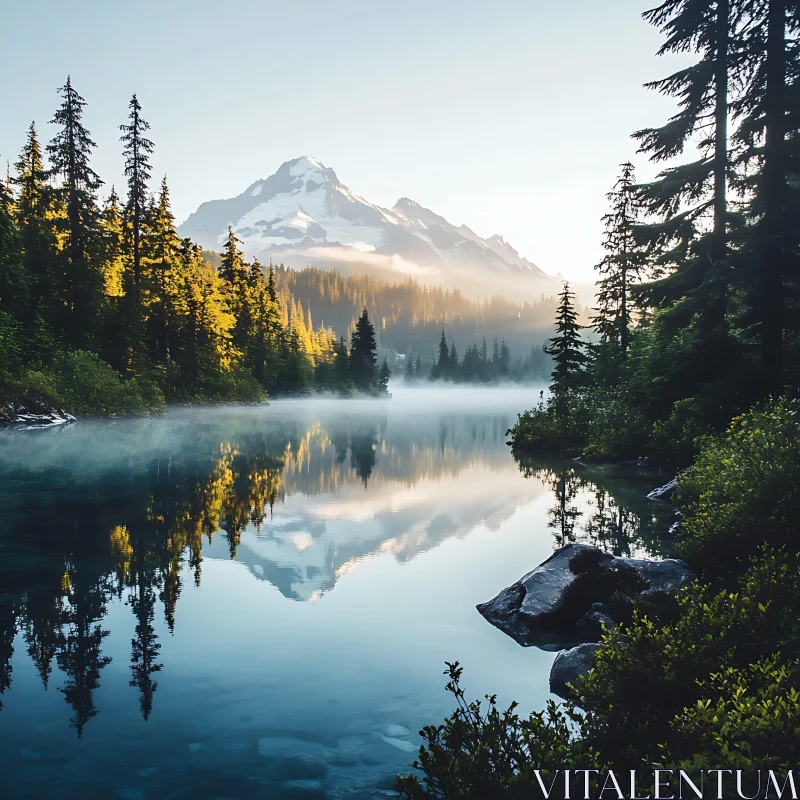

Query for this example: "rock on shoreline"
[0,386,76,430]
[476,543,694,698]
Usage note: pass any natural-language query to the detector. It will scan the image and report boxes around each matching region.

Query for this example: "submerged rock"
[647,478,677,505]
[549,643,600,699]
[477,543,693,648]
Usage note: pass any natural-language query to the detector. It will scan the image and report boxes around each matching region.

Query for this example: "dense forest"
[398,0,800,794]
[202,255,561,381]
[401,329,550,384]
[0,86,397,413]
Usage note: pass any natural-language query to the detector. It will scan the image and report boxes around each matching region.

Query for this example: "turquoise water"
[0,387,676,799]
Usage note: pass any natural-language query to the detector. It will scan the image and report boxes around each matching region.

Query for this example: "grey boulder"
[647,478,677,505]
[477,544,693,648]
[549,643,600,699]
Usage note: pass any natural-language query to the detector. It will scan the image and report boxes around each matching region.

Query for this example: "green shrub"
[508,393,590,453]
[24,350,165,417]
[674,397,800,573]
[578,548,800,765]
[651,397,716,466]
[395,662,600,800]
[584,390,651,459]
[669,654,800,771]
[397,550,800,794]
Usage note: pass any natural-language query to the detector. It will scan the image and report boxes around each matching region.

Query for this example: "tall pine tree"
[545,282,587,402]
[47,76,103,346]
[592,163,645,363]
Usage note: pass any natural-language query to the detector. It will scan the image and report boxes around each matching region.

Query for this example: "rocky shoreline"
[477,542,694,700]
[0,385,76,430]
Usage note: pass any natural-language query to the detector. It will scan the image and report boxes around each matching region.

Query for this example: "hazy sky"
[1,0,688,283]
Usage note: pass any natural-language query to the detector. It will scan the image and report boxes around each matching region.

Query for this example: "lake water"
[0,387,677,800]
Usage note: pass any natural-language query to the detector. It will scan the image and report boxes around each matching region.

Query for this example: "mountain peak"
[394,197,421,209]
[179,158,554,299]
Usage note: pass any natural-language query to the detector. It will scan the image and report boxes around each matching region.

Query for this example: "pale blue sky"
[1,0,686,282]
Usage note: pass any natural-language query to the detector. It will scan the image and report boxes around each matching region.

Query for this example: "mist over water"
[0,387,674,799]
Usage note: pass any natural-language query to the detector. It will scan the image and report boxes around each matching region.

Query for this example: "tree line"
[0,83,389,411]
[513,0,799,461]
[402,330,550,384]
[267,264,563,361]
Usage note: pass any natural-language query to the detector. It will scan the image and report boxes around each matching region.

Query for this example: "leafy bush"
[23,350,165,416]
[508,393,590,453]
[674,397,800,573]
[670,654,800,771]
[584,390,651,459]
[578,548,800,764]
[397,549,800,794]
[395,662,600,800]
[509,390,651,460]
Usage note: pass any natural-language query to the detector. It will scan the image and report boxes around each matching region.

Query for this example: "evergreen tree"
[378,357,391,393]
[733,0,800,395]
[119,95,154,290]
[404,351,415,381]
[544,282,588,402]
[448,341,458,378]
[632,0,740,398]
[434,329,450,379]
[414,353,422,378]
[333,335,352,393]
[0,177,26,320]
[147,177,183,369]
[47,76,103,346]
[349,308,378,393]
[13,123,58,331]
[592,163,645,362]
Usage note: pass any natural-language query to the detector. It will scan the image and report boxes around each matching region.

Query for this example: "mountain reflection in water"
[0,388,676,798]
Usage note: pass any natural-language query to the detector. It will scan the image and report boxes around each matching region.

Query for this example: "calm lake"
[0,387,676,800]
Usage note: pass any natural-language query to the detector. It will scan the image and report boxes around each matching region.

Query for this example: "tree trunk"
[761,0,787,396]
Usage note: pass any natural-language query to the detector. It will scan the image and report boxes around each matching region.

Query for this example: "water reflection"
[0,394,676,753]
[513,452,678,558]
[0,400,529,737]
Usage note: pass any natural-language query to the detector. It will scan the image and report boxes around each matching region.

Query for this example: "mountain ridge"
[179,157,560,300]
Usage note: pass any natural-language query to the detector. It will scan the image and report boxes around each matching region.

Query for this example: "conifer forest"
[2,1,800,799]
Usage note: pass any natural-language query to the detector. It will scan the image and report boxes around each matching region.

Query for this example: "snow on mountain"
[179,157,558,299]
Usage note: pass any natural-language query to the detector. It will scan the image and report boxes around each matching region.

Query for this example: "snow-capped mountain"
[179,157,559,299]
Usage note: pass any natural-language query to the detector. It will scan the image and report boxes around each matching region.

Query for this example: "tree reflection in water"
[0,410,676,735]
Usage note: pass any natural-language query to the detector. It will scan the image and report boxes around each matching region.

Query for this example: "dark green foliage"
[544,283,587,401]
[674,397,800,574]
[1,88,403,415]
[47,77,104,348]
[24,350,164,417]
[119,94,153,290]
[349,308,384,394]
[579,548,800,767]
[592,162,644,363]
[396,662,595,800]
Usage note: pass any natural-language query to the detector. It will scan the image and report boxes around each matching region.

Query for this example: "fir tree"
[434,329,450,379]
[119,94,154,290]
[13,123,58,330]
[378,357,391,393]
[350,308,379,393]
[545,282,588,402]
[632,0,740,400]
[592,163,645,362]
[0,177,26,319]
[47,76,103,346]
[404,351,415,381]
[733,0,800,395]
